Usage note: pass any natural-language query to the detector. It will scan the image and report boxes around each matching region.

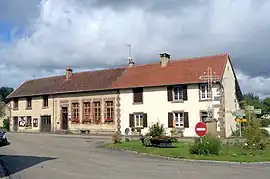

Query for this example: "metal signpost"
[195,121,208,144]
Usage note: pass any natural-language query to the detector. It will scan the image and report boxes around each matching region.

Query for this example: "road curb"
[106,146,270,166]
[0,159,9,179]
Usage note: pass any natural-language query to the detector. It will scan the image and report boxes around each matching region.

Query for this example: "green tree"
[0,87,14,103]
[243,93,262,109]
[262,97,270,114]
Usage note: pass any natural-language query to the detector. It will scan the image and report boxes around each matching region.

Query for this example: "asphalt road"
[0,133,270,179]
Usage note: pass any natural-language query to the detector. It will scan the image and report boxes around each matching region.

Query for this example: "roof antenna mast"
[125,44,135,67]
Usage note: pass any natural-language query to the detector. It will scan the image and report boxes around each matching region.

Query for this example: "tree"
[243,93,262,109]
[262,97,270,114]
[0,87,14,103]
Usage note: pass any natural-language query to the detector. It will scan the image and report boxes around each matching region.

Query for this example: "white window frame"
[134,113,144,127]
[173,112,184,128]
[200,84,211,100]
[172,86,183,101]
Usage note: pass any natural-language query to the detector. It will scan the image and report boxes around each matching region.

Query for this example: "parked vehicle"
[0,129,8,145]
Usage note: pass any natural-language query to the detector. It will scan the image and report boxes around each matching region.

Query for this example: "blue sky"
[0,0,270,97]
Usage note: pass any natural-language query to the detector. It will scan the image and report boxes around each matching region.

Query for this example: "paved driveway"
[0,133,270,179]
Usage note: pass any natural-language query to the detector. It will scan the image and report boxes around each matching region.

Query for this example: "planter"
[150,138,173,148]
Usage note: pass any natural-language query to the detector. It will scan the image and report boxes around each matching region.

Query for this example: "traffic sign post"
[195,122,208,145]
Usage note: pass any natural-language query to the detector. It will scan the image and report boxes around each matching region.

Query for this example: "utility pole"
[199,66,220,121]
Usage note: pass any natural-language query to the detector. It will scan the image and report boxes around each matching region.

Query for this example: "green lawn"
[105,140,270,162]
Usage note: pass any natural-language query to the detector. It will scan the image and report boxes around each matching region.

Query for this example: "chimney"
[65,67,73,79]
[128,57,135,67]
[160,52,170,67]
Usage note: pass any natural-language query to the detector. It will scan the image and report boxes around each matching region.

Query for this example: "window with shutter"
[133,88,143,103]
[168,85,188,101]
[173,112,184,127]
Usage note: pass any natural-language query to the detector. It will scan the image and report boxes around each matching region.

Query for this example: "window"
[134,113,144,127]
[26,116,32,127]
[72,103,80,123]
[200,111,208,122]
[93,101,101,124]
[173,112,184,128]
[19,116,25,127]
[133,88,143,103]
[173,86,183,101]
[13,98,19,109]
[200,110,213,122]
[199,84,211,100]
[26,97,32,109]
[83,102,91,123]
[104,101,114,123]
[33,118,38,127]
[43,96,48,107]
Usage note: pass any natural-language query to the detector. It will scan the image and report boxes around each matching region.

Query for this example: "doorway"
[40,115,51,132]
[13,117,18,132]
[61,107,68,130]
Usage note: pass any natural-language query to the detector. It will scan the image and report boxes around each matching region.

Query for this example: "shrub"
[243,116,269,150]
[261,129,270,138]
[189,134,222,155]
[112,131,122,144]
[148,122,165,138]
[3,118,10,131]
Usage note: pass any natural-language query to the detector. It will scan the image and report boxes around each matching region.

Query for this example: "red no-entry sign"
[195,121,207,137]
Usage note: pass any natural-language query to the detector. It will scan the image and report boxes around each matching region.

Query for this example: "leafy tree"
[0,87,14,103]
[243,93,262,109]
[262,97,270,114]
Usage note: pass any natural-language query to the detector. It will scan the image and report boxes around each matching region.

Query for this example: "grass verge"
[105,140,270,162]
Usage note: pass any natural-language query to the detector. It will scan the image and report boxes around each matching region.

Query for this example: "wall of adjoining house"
[222,59,241,137]
[119,84,221,137]
[10,90,119,134]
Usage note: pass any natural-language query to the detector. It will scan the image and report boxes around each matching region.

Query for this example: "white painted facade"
[120,58,241,137]
[119,84,223,137]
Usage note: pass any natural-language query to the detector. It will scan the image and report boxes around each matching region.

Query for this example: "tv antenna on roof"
[125,44,132,58]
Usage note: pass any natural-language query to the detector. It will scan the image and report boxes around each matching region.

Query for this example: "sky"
[0,0,270,98]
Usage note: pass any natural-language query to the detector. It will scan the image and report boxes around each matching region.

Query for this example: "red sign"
[195,121,207,137]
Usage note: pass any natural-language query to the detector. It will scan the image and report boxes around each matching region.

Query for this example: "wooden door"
[40,115,51,132]
[13,117,18,132]
[61,107,68,130]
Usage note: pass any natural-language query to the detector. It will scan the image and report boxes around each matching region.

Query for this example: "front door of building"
[13,117,18,132]
[40,115,51,132]
[61,107,68,130]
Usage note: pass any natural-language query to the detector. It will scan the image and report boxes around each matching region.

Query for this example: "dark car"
[0,129,8,145]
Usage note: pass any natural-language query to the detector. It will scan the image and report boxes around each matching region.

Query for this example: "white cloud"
[0,0,270,97]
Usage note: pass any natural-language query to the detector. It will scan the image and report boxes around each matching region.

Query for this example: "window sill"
[82,121,92,124]
[25,107,32,110]
[42,106,49,109]
[133,102,143,105]
[71,121,80,124]
[171,100,184,103]
[13,108,19,111]
[199,98,210,102]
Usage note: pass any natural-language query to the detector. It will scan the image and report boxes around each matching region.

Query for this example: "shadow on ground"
[0,154,57,176]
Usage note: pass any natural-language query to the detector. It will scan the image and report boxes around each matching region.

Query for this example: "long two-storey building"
[7,53,243,137]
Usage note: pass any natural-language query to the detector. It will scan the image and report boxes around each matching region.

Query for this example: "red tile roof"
[112,54,228,88]
[8,54,229,98]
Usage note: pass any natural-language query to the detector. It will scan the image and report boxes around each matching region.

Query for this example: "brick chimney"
[65,67,73,79]
[160,52,170,67]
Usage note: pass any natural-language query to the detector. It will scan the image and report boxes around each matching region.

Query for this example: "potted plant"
[104,118,114,123]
